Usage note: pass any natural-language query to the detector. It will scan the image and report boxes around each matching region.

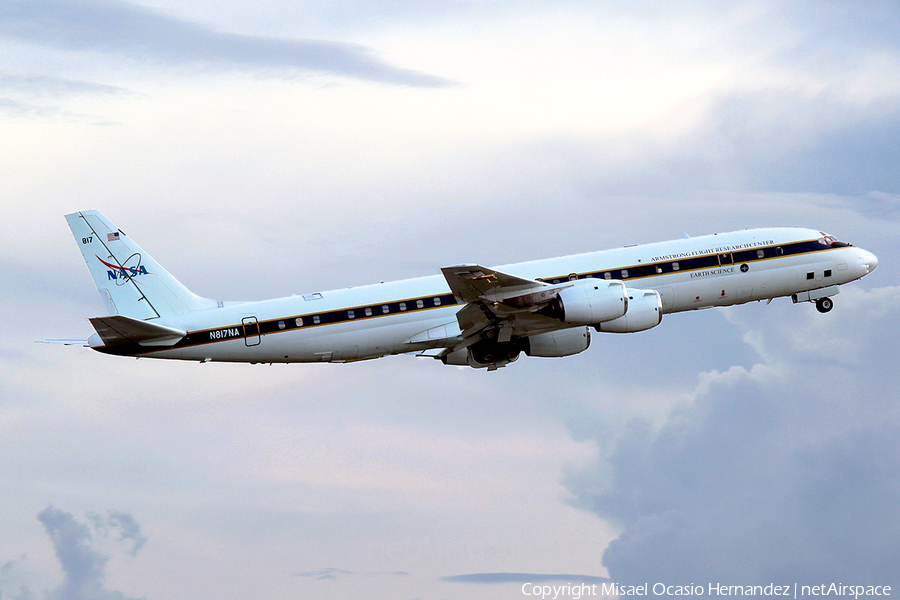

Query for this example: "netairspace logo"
[519,582,893,600]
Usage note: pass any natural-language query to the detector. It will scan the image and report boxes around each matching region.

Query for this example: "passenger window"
[416,299,424,309]
[382,305,390,314]
[672,262,680,271]
[434,297,442,306]
[348,310,355,319]
[656,266,663,274]
[806,272,814,280]
[776,247,784,255]
[295,318,303,327]
[278,320,285,330]
[757,250,765,259]
[365,307,372,316]
[825,270,832,277]
[621,269,629,278]
[399,302,407,311]
[604,272,612,280]
[313,315,320,324]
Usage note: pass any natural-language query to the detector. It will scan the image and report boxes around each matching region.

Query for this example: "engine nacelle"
[442,340,521,369]
[524,327,591,358]
[546,279,628,325]
[595,288,662,333]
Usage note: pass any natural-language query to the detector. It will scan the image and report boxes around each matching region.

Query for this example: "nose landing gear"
[815,297,834,313]
[792,286,839,313]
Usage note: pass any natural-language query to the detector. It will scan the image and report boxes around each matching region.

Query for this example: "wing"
[438,264,569,347]
[441,264,546,304]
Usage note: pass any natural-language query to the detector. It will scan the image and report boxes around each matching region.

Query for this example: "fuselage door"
[718,252,734,266]
[242,316,261,346]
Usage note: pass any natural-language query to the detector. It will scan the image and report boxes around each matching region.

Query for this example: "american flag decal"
[108,232,120,242]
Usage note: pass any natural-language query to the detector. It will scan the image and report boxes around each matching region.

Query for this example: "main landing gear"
[815,297,834,313]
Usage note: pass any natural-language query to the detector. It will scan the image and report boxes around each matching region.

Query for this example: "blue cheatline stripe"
[100,238,837,355]
[541,238,832,284]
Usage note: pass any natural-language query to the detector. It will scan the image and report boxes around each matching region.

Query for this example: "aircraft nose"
[861,250,878,273]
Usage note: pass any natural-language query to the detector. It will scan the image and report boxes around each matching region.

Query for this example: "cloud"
[442,572,609,584]
[36,506,146,600]
[86,512,148,558]
[0,96,49,118]
[294,567,410,580]
[852,192,900,222]
[727,105,900,195]
[0,557,36,600]
[0,0,450,87]
[0,71,131,117]
[565,286,900,587]
[0,72,126,97]
[295,567,355,580]
[2,4,899,599]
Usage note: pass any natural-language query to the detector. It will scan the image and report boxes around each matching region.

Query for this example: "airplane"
[46,210,878,370]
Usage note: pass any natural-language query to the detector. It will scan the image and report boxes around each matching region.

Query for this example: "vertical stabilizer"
[66,210,215,319]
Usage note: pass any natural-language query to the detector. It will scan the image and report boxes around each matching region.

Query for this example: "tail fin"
[66,210,216,319]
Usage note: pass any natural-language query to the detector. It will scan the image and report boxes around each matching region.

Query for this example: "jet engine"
[542,279,628,325]
[441,339,522,370]
[441,327,592,368]
[524,327,591,357]
[595,289,662,333]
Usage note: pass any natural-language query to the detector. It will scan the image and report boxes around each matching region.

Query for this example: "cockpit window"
[819,233,853,248]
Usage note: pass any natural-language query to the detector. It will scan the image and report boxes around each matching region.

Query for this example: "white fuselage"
[91,227,877,364]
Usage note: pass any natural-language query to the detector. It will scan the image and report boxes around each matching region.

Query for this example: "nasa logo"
[96,255,151,281]
[741,264,749,272]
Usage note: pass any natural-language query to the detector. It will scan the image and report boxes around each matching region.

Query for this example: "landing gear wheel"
[816,297,834,313]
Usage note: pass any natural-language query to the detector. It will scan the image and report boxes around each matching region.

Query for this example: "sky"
[1,1,899,599]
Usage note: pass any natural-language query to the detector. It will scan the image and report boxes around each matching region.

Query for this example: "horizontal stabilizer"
[38,338,89,346]
[89,315,186,347]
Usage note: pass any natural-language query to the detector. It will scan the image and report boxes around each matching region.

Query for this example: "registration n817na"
[48,211,878,370]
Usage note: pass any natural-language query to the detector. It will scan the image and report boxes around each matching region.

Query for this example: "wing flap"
[455,301,496,341]
[89,315,186,347]
[407,322,462,346]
